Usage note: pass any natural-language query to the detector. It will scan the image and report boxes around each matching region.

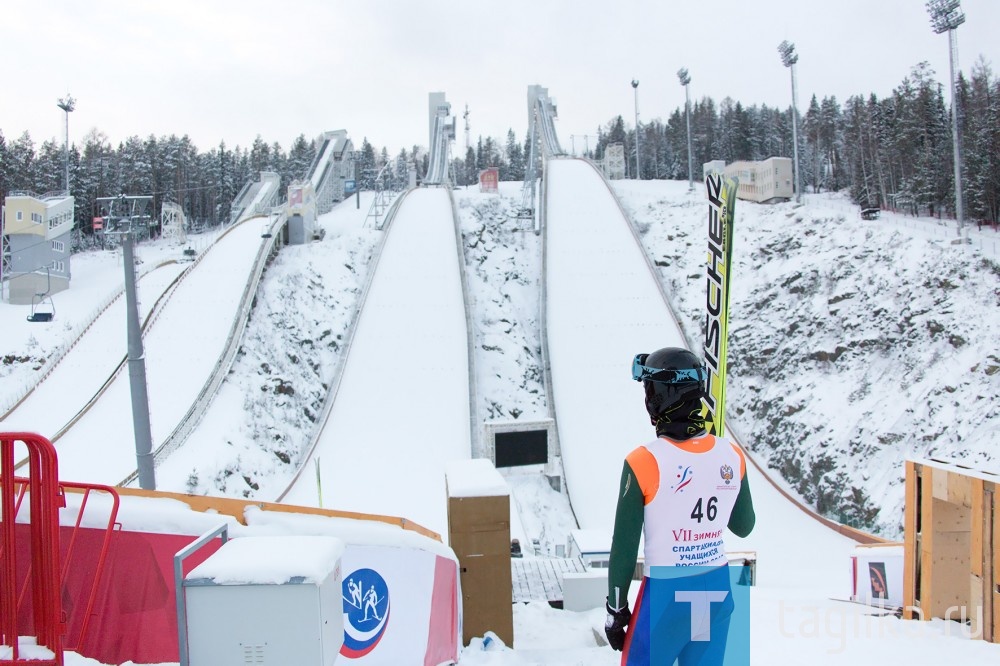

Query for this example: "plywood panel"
[971,573,985,639]
[932,465,949,501]
[930,529,971,617]
[949,472,973,507]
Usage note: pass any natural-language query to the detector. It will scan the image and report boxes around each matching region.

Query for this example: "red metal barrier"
[55,483,120,653]
[1,432,64,665]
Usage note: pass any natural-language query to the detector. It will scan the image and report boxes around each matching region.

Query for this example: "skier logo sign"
[703,173,738,437]
[341,568,391,659]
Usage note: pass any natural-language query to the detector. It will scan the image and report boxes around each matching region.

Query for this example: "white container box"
[184,535,344,666]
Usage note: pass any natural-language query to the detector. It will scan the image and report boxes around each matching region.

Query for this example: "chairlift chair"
[27,292,55,323]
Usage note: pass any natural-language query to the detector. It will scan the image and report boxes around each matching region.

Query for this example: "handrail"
[119,214,287,486]
[446,187,481,457]
[1,432,63,665]
[173,523,229,666]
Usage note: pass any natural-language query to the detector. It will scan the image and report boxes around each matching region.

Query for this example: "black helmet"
[632,347,706,423]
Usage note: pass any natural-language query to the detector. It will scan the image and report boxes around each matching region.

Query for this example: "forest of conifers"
[1,59,997,245]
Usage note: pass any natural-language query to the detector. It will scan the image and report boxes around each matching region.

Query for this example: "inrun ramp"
[282,188,471,537]
[543,158,858,590]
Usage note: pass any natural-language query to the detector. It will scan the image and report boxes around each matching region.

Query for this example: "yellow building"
[2,191,74,305]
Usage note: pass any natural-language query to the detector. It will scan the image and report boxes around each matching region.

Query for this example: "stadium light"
[777,41,802,203]
[677,68,694,190]
[926,0,966,234]
[56,94,75,194]
[631,79,641,180]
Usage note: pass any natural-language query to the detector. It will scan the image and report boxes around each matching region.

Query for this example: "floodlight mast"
[778,40,802,203]
[631,79,641,180]
[927,0,966,235]
[677,68,694,190]
[56,94,75,194]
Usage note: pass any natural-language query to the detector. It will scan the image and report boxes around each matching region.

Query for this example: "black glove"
[604,599,632,651]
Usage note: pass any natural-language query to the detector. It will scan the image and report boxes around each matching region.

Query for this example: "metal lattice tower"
[160,201,188,244]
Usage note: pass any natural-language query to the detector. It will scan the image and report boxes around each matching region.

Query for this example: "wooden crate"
[903,458,1000,642]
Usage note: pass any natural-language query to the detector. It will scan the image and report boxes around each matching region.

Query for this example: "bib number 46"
[690,496,718,523]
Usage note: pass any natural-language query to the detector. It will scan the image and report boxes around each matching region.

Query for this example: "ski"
[703,173,738,437]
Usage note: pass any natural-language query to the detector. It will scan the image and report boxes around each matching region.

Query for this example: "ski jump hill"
[7,92,992,665]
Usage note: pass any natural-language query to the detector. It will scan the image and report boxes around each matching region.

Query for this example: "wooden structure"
[903,458,1000,642]
[445,461,514,647]
[511,558,586,605]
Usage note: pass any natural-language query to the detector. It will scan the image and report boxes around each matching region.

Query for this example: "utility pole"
[463,104,471,157]
[631,79,641,180]
[101,194,156,489]
[56,94,75,194]
[778,41,802,203]
[678,69,694,190]
[927,0,967,235]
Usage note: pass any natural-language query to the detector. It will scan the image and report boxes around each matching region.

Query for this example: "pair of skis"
[702,173,738,437]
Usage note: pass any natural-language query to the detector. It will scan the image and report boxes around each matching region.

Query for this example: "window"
[16,211,22,221]
[50,260,65,273]
[52,240,65,252]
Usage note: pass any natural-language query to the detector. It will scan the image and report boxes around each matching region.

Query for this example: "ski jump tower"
[306,130,354,214]
[521,85,564,226]
[424,93,456,186]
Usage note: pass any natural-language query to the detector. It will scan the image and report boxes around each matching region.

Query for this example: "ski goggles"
[631,354,706,384]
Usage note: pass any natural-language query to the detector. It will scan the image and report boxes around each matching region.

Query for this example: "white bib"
[632,436,743,571]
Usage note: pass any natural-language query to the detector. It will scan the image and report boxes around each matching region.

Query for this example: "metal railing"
[173,523,230,666]
[120,213,288,486]
[447,187,481,458]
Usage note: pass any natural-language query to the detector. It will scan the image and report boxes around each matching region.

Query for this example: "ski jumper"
[608,434,755,666]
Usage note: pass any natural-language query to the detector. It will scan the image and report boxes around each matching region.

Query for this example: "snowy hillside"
[614,180,1000,538]
[154,202,382,498]
[10,179,997,542]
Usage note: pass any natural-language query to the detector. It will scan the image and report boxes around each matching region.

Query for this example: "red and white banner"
[339,545,458,665]
[13,519,460,665]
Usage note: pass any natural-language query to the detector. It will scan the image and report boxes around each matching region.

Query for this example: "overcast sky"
[4,0,999,157]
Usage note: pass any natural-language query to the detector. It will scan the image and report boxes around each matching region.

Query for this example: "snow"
[185,536,344,586]
[446,458,510,498]
[4,171,1000,664]
[280,188,472,537]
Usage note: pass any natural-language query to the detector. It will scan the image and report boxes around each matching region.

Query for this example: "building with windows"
[2,191,74,304]
[286,181,317,245]
[723,157,793,203]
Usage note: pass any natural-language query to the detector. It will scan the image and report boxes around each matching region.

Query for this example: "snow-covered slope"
[614,180,1000,538]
